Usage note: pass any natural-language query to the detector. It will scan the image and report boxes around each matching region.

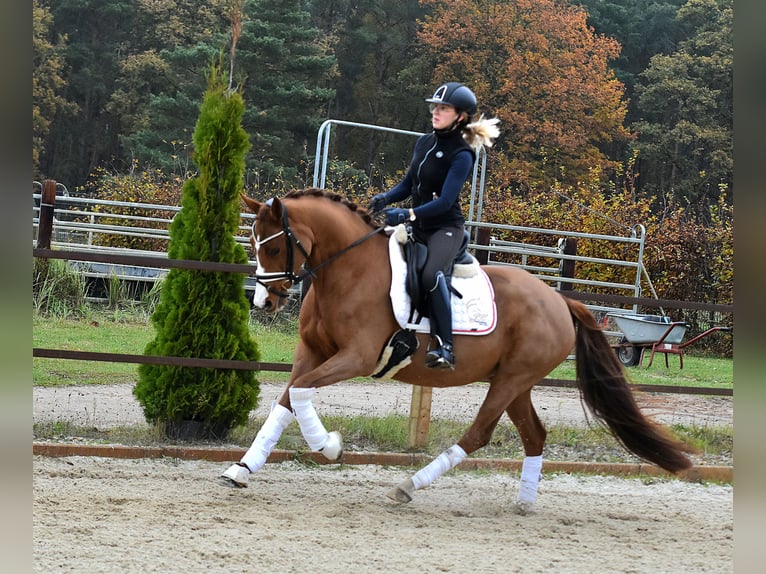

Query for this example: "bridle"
[252,201,385,300]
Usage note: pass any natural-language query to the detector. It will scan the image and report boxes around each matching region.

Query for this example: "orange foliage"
[481,182,732,303]
[418,0,633,189]
[477,178,732,354]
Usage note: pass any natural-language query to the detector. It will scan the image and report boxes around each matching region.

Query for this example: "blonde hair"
[463,115,501,151]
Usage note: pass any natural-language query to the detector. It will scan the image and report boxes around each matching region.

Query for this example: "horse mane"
[283,188,379,228]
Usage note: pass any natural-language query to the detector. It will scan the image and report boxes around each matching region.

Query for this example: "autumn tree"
[115,0,231,176]
[417,0,632,190]
[574,0,686,123]
[41,0,142,186]
[312,0,433,178]
[236,0,336,191]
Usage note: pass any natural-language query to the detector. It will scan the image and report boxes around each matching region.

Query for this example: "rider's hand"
[384,207,409,226]
[369,193,388,213]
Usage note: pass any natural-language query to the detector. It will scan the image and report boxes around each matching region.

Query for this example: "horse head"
[241,194,311,312]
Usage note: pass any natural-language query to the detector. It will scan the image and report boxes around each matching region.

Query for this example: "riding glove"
[369,193,388,213]
[384,208,409,226]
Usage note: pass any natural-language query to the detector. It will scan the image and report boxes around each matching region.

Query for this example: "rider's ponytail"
[462,115,501,151]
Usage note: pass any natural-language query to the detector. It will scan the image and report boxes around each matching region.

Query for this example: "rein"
[253,202,385,298]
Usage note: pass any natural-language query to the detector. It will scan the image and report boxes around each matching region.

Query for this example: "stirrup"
[425,339,455,370]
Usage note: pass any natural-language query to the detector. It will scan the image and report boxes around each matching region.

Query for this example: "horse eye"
[266,247,280,257]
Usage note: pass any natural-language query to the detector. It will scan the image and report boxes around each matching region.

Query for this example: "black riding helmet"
[425,82,478,116]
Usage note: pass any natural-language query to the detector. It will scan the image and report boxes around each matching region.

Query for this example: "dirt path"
[32,380,733,430]
[33,455,732,573]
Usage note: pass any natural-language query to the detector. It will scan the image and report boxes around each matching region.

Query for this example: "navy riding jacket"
[385,128,475,233]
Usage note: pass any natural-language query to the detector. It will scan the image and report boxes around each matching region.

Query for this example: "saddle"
[403,226,474,321]
[372,225,495,379]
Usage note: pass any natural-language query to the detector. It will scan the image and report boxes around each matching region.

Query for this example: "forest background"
[32,0,733,350]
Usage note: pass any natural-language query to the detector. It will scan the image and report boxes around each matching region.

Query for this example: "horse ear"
[241,193,262,214]
[269,197,284,221]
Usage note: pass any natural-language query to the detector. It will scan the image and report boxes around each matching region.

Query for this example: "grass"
[546,355,733,390]
[32,311,300,386]
[33,309,733,390]
[33,413,733,466]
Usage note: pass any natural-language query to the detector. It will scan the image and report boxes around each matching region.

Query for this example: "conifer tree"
[133,61,259,439]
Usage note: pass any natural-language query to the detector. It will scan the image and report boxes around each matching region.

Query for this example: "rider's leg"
[425,270,455,369]
[420,226,464,370]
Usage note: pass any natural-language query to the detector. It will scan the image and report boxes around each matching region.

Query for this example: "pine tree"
[237,0,336,190]
[133,61,259,440]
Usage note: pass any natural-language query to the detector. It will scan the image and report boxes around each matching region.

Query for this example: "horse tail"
[564,297,694,473]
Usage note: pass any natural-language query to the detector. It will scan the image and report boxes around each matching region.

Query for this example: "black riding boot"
[425,272,455,370]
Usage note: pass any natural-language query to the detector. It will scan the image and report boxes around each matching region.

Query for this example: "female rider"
[370,82,499,370]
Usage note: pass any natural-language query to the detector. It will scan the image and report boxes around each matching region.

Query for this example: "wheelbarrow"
[606,312,732,368]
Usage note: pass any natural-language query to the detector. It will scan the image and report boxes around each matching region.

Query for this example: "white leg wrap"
[411,444,467,490]
[515,455,543,513]
[289,387,330,452]
[240,402,295,472]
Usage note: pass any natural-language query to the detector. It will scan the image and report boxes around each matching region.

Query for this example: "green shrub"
[133,63,260,440]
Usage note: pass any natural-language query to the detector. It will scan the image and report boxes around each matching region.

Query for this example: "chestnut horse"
[221,188,692,513]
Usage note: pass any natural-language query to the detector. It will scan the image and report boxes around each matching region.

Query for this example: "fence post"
[474,227,491,265]
[407,385,432,448]
[559,238,578,291]
[36,179,57,249]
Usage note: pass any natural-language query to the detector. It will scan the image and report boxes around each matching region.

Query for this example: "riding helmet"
[425,82,477,116]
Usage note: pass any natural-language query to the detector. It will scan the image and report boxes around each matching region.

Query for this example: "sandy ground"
[33,455,732,573]
[33,381,733,573]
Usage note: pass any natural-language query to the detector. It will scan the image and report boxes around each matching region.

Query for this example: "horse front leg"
[220,390,343,490]
[286,386,343,460]
[220,341,344,488]
[281,345,381,462]
[220,399,296,487]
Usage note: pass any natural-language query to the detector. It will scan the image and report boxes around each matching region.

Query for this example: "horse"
[221,188,693,514]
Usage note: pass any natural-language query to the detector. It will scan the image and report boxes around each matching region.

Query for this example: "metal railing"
[33,188,260,296]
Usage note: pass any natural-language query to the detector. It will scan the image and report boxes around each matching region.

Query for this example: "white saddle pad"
[387,226,497,336]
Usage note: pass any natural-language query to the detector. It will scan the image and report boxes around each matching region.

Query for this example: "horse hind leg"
[387,385,508,503]
[387,444,471,503]
[505,390,547,515]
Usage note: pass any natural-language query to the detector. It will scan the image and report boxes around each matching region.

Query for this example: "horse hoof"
[321,431,343,461]
[514,499,534,515]
[386,478,415,503]
[220,464,249,488]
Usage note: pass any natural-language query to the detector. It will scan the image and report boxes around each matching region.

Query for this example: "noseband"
[253,202,385,300]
